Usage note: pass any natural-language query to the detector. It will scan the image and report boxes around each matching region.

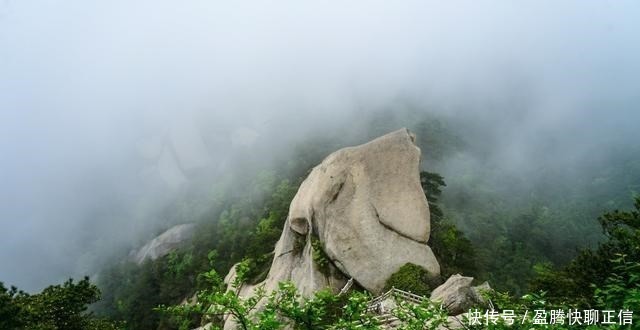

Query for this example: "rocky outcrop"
[224,129,440,328]
[430,274,491,315]
[191,324,213,330]
[132,224,195,265]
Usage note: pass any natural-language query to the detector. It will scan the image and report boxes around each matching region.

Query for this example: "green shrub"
[383,263,437,296]
[311,236,330,274]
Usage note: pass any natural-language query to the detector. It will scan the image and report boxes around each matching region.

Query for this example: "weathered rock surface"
[224,128,440,328]
[291,128,439,293]
[430,274,491,315]
[133,224,196,265]
[191,323,212,330]
[437,316,466,330]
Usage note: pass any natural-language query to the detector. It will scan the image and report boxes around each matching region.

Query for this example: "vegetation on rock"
[383,263,435,296]
[311,235,330,274]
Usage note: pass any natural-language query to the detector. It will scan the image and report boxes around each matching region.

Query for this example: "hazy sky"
[1,1,639,290]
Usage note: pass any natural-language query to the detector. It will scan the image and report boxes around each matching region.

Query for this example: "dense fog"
[1,0,639,291]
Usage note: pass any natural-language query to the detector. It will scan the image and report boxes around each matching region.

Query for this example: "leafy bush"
[594,254,640,311]
[383,263,436,296]
[311,235,330,274]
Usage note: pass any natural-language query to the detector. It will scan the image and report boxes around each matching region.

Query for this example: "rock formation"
[132,223,195,265]
[223,128,440,328]
[430,274,491,315]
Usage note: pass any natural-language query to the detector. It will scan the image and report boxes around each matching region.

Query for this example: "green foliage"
[240,180,298,284]
[94,250,204,329]
[0,283,24,329]
[0,277,121,330]
[167,251,194,278]
[269,282,342,329]
[231,259,251,289]
[241,255,272,285]
[95,175,300,329]
[455,198,640,329]
[161,263,354,330]
[391,299,449,330]
[532,197,640,306]
[437,148,640,295]
[431,219,477,278]
[593,254,640,311]
[311,235,330,274]
[420,171,446,220]
[163,260,454,330]
[329,291,380,330]
[420,171,477,279]
[201,284,271,330]
[383,263,435,296]
[160,254,382,330]
[26,277,102,330]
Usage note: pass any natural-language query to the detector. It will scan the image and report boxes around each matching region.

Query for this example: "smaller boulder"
[430,274,491,315]
[133,224,196,264]
[437,315,466,330]
[191,323,212,330]
[470,281,492,304]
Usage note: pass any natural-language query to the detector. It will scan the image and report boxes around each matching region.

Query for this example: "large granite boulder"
[224,129,440,330]
[288,128,439,293]
[430,274,491,315]
[132,224,196,265]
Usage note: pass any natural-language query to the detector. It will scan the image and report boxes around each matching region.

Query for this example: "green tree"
[0,277,121,330]
[532,197,640,306]
[420,171,477,279]
[420,171,446,221]
[0,283,25,329]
